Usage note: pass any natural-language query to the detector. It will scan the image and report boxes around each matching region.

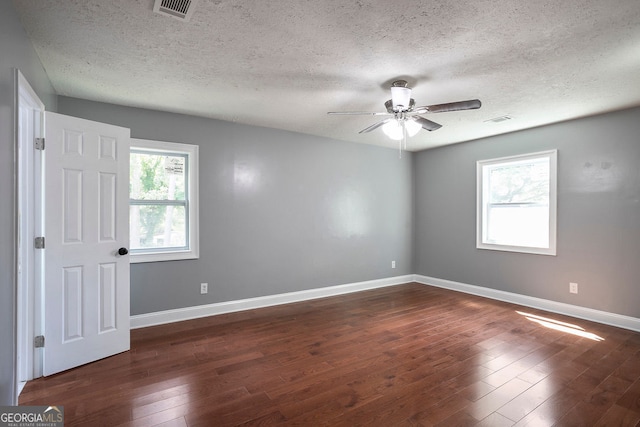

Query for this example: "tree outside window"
[129,139,199,263]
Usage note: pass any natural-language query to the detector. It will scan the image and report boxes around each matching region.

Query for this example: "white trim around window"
[130,138,199,263]
[477,150,557,256]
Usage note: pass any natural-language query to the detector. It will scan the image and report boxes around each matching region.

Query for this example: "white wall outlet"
[391,260,396,269]
[569,282,578,294]
[200,283,208,294]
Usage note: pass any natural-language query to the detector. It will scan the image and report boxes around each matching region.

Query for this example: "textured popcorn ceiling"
[12,0,640,151]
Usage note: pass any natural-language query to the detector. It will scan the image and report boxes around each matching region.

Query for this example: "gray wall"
[1,1,57,406]
[57,97,414,315]
[414,107,640,318]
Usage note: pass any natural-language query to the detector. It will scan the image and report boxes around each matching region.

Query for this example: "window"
[130,138,199,263]
[477,150,557,255]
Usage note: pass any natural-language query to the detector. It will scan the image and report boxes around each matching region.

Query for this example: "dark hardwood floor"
[20,283,640,426]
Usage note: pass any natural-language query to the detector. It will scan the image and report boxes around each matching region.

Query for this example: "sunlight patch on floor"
[516,311,604,341]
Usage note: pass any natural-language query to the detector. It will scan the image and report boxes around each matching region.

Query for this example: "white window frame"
[130,138,199,263]
[477,150,557,256]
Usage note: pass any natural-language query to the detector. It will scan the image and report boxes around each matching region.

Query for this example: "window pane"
[488,159,549,204]
[130,152,186,201]
[477,150,557,255]
[486,205,549,248]
[130,205,186,250]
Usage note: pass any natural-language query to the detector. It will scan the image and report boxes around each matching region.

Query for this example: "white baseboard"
[414,275,640,333]
[131,273,640,333]
[130,275,414,329]
[16,381,26,404]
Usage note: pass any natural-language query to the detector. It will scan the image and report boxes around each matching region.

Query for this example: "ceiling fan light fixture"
[405,119,421,137]
[390,86,411,110]
[382,118,421,140]
[382,120,404,140]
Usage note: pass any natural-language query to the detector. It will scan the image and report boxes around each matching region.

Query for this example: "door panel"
[44,112,130,376]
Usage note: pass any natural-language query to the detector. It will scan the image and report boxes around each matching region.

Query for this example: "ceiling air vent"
[484,115,513,124]
[153,0,199,22]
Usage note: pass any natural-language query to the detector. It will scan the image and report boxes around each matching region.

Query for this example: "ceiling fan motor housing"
[385,98,415,113]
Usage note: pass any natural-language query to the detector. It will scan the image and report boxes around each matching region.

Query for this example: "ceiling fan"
[328,80,481,153]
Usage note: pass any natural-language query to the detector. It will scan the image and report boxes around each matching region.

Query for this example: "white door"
[43,112,130,376]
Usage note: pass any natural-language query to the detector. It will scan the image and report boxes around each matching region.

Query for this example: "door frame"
[15,69,45,401]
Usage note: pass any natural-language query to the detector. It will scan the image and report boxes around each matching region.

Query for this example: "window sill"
[477,243,556,256]
[130,250,199,263]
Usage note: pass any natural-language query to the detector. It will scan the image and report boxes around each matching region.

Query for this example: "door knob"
[118,247,129,256]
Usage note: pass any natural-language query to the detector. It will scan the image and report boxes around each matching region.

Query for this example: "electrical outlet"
[200,283,208,294]
[569,282,578,294]
[391,260,396,269]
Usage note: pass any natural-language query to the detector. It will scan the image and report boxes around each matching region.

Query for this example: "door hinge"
[34,236,45,249]
[35,137,45,150]
[34,335,45,348]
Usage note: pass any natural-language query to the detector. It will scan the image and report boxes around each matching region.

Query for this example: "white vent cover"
[153,0,199,21]
[484,115,513,123]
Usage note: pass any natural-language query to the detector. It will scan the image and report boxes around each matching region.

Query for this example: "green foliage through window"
[130,150,188,251]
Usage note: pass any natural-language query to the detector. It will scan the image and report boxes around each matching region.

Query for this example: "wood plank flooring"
[20,283,640,426]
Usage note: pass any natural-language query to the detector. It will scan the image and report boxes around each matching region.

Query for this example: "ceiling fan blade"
[415,99,482,114]
[327,111,392,116]
[414,116,443,131]
[359,118,391,134]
